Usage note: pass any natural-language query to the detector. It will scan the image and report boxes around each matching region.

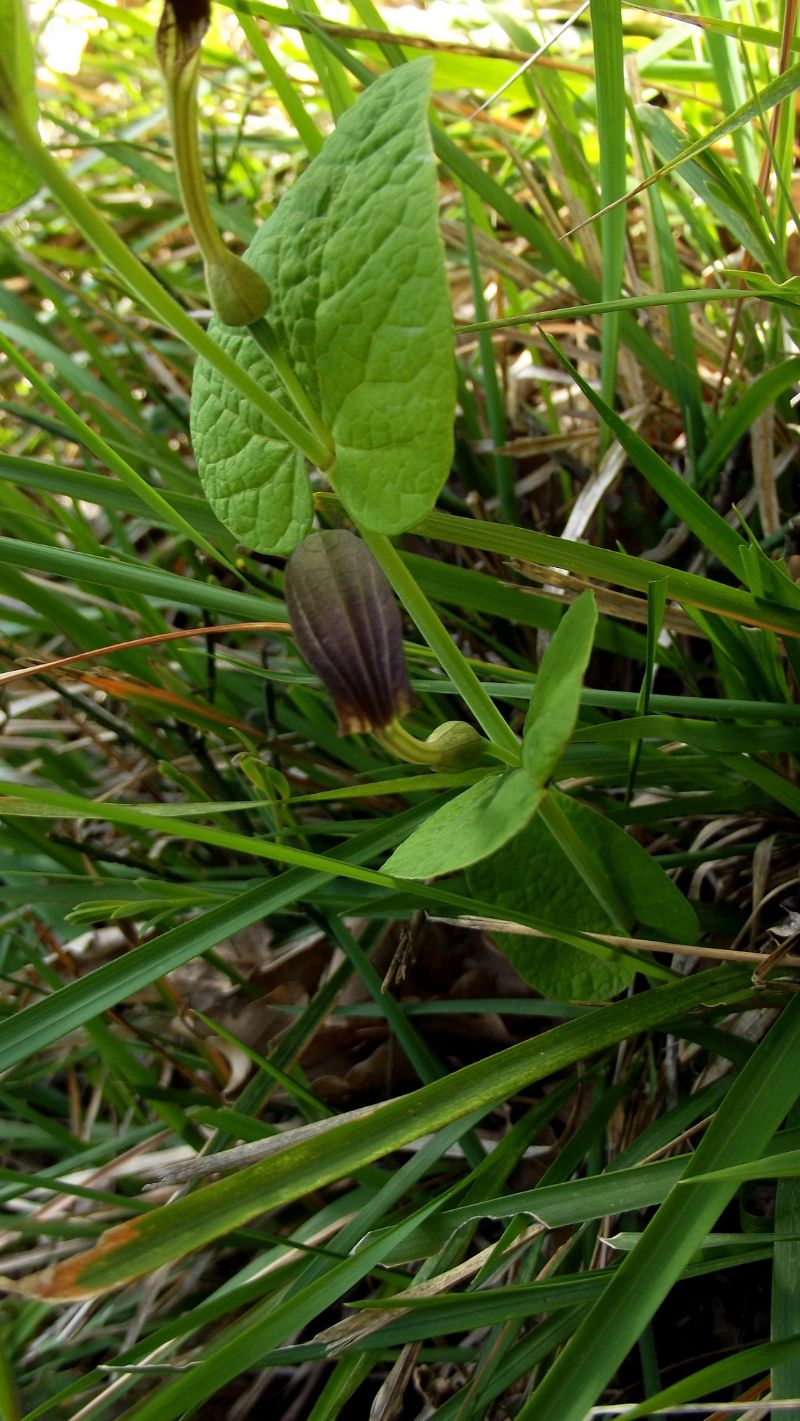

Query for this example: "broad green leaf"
[3,967,746,1299]
[191,59,455,553]
[382,770,544,880]
[218,4,683,400]
[467,792,699,1001]
[0,0,40,213]
[523,589,597,788]
[191,352,309,557]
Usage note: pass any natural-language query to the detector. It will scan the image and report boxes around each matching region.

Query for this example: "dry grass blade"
[429,917,800,972]
[510,563,701,635]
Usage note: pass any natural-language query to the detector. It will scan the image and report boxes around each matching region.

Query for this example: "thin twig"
[428,915,800,971]
[0,621,289,687]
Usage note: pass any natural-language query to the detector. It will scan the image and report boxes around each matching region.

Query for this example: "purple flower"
[156,0,210,77]
[284,531,414,735]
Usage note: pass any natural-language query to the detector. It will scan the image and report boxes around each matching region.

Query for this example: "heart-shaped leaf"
[190,59,456,553]
[467,791,699,1001]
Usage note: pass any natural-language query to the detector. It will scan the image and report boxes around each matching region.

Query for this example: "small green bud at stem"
[205,251,271,329]
[375,719,486,770]
[423,720,486,768]
[156,0,270,326]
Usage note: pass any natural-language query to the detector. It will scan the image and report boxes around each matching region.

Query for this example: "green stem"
[538,790,635,936]
[161,38,269,328]
[247,318,333,459]
[12,111,332,471]
[375,721,450,766]
[374,719,487,767]
[357,528,521,766]
[167,56,228,268]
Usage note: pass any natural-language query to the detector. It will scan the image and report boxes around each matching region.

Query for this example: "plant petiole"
[10,109,331,471]
[358,528,522,767]
[247,318,334,464]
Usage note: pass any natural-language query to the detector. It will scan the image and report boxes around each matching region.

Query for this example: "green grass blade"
[540,330,748,577]
[517,989,800,1421]
[622,1333,800,1419]
[593,56,800,226]
[589,0,626,451]
[695,0,757,182]
[773,1105,800,1415]
[462,197,517,521]
[698,355,800,485]
[344,506,800,639]
[0,536,281,621]
[0,331,233,571]
[630,107,706,472]
[119,1120,481,1421]
[238,12,324,156]
[6,967,747,1299]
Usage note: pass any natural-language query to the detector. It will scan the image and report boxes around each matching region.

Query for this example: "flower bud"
[205,250,271,328]
[285,530,414,735]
